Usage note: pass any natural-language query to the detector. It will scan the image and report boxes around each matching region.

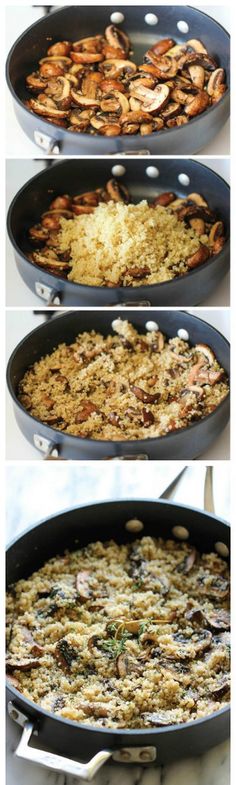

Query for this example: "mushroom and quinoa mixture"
[6,534,230,729]
[25,26,227,136]
[18,319,229,440]
[28,179,226,287]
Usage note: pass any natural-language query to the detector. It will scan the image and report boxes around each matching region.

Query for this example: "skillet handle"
[14,717,112,780]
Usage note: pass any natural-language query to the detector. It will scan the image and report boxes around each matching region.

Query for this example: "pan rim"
[6,497,230,739]
[5,4,230,146]
[6,309,230,449]
[7,158,230,295]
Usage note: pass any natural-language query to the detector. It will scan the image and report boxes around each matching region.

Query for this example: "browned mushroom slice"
[126,265,150,278]
[212,236,225,254]
[130,83,170,114]
[75,401,101,423]
[207,68,225,96]
[185,607,204,624]
[30,252,70,272]
[7,674,21,689]
[205,610,230,631]
[188,65,205,90]
[187,245,210,269]
[143,709,182,726]
[209,221,224,245]
[116,653,129,677]
[130,385,160,404]
[49,195,72,210]
[72,35,103,53]
[178,548,197,574]
[6,656,41,671]
[105,179,129,203]
[178,204,215,224]
[184,53,217,71]
[194,343,216,365]
[105,25,130,57]
[186,39,208,54]
[39,62,65,78]
[47,41,72,57]
[100,77,126,94]
[29,225,49,243]
[161,102,181,120]
[144,51,178,78]
[45,76,72,108]
[27,97,69,119]
[99,123,121,136]
[197,574,229,600]
[102,59,137,78]
[185,91,209,117]
[76,570,92,600]
[150,38,175,57]
[70,88,100,108]
[40,55,72,68]
[26,73,47,92]
[208,675,230,700]
[142,409,154,428]
[55,639,77,669]
[151,192,176,207]
[166,116,188,127]
[71,51,104,64]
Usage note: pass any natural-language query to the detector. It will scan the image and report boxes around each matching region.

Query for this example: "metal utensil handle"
[204,466,215,514]
[15,719,111,780]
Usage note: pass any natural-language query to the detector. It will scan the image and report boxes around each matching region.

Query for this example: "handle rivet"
[125,518,144,533]
[119,750,131,761]
[140,750,153,761]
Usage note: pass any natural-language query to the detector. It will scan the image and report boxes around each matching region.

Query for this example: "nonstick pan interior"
[7,159,230,307]
[6,5,230,155]
[7,310,230,460]
[6,500,230,765]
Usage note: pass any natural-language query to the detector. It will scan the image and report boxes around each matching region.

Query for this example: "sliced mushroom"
[152,192,176,207]
[29,225,49,243]
[178,548,197,574]
[208,675,230,700]
[99,123,121,136]
[205,610,230,631]
[116,653,129,677]
[47,41,72,57]
[185,91,209,117]
[71,51,104,64]
[101,59,137,78]
[130,385,160,404]
[27,98,69,119]
[209,221,224,245]
[126,265,150,278]
[207,68,225,96]
[195,343,216,365]
[75,401,101,423]
[26,73,47,92]
[105,25,130,57]
[188,65,205,89]
[6,656,41,671]
[39,62,65,78]
[151,38,175,57]
[186,39,208,54]
[105,179,129,203]
[76,570,92,600]
[183,53,217,71]
[70,87,100,108]
[142,408,154,427]
[130,83,170,114]
[187,245,210,269]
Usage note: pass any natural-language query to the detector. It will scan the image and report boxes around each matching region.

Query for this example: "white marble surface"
[5,158,230,307]
[6,464,230,784]
[5,5,230,157]
[5,309,230,460]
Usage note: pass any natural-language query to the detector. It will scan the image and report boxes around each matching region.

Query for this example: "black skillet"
[6,5,230,155]
[6,498,230,778]
[7,158,230,307]
[6,310,230,460]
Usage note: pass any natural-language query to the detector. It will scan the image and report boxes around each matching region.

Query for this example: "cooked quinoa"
[59,201,202,287]
[6,534,230,729]
[18,319,229,441]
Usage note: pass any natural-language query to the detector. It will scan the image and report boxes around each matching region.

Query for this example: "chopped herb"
[101,631,132,658]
